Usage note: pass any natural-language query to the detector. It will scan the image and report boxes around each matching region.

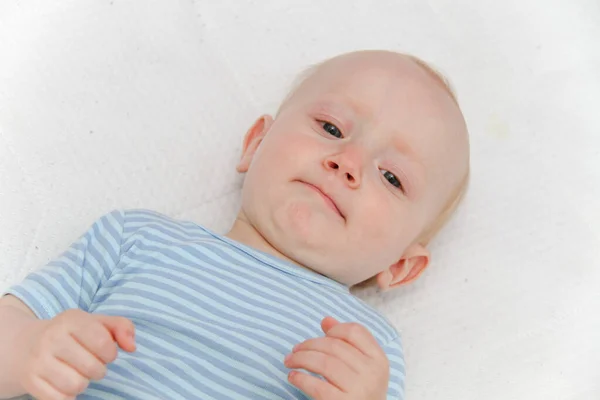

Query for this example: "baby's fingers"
[56,334,107,381]
[285,350,355,391]
[325,321,384,359]
[38,357,89,396]
[96,315,136,353]
[71,322,118,365]
[288,370,342,400]
[292,337,363,373]
[29,376,75,400]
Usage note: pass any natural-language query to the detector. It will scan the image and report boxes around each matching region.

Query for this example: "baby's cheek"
[356,201,405,253]
[271,129,320,161]
[360,202,391,239]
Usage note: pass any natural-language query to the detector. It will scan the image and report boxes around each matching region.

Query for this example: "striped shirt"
[6,209,405,399]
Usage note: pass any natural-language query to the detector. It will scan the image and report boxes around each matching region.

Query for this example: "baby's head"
[231,50,470,289]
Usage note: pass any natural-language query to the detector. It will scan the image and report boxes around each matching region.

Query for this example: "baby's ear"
[237,115,274,173]
[376,243,430,291]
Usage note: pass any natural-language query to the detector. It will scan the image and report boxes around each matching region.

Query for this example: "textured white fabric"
[0,1,598,399]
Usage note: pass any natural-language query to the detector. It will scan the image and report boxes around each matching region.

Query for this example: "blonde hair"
[279,51,469,247]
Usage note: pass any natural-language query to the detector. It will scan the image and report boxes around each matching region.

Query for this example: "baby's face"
[238,52,469,286]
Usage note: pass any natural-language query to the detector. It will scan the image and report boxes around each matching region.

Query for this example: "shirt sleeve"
[4,210,125,320]
[382,335,406,400]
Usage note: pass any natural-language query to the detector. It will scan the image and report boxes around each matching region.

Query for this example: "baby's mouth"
[297,180,345,221]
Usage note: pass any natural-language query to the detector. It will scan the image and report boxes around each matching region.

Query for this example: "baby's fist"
[19,309,135,400]
[286,317,389,400]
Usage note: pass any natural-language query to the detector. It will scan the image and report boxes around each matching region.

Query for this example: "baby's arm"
[0,294,136,400]
[0,210,133,399]
[0,295,41,398]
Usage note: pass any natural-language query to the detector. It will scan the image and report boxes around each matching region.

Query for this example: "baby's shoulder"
[113,208,213,245]
[119,208,205,230]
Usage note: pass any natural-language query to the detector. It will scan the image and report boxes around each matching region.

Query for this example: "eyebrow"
[392,137,418,164]
[340,95,370,117]
[314,96,370,119]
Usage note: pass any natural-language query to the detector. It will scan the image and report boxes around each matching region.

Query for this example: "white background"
[1,1,599,399]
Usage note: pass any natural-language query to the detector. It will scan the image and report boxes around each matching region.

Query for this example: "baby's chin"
[272,200,338,247]
[266,200,347,268]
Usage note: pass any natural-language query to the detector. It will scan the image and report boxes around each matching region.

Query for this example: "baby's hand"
[285,317,389,400]
[18,308,136,400]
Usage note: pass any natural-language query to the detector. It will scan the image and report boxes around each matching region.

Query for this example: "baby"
[0,50,469,400]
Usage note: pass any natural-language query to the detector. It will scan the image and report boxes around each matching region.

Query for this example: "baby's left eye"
[381,169,403,191]
[321,121,343,138]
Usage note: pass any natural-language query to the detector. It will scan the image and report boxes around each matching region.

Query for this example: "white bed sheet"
[1,1,598,399]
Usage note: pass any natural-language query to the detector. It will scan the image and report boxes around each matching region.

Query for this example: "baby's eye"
[321,121,343,138]
[381,169,404,191]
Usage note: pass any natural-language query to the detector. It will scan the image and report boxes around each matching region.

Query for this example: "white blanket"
[1,1,598,399]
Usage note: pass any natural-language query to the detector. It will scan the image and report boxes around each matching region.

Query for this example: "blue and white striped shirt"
[7,209,405,399]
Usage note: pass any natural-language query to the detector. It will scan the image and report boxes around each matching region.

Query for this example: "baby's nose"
[323,151,362,188]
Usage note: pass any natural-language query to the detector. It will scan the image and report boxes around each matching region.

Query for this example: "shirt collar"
[205,228,351,294]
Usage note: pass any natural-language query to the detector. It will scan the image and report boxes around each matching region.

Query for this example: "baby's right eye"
[320,121,343,138]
